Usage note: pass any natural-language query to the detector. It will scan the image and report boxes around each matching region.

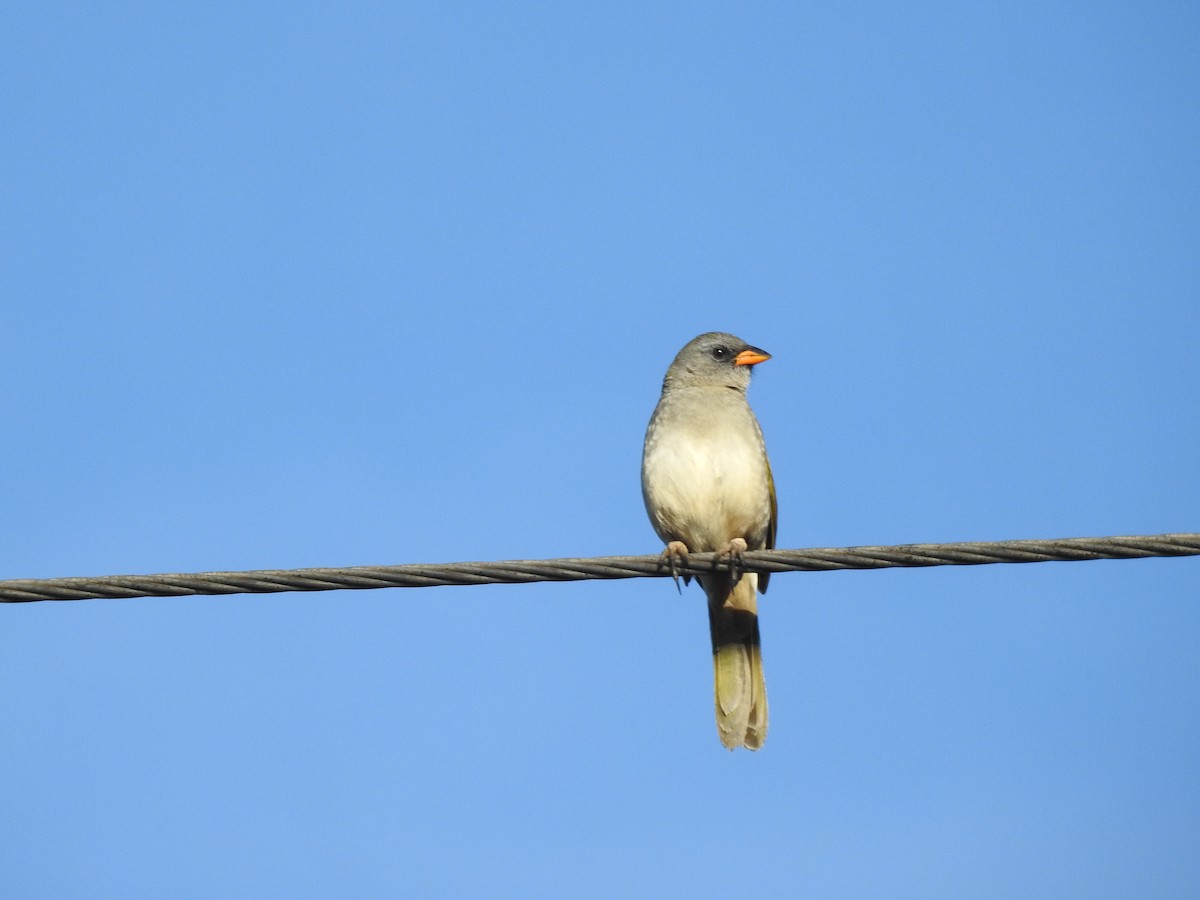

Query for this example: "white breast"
[642,396,771,553]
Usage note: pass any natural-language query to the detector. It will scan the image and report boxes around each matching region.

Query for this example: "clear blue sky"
[3,3,1198,897]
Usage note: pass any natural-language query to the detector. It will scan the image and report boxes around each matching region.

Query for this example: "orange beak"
[733,347,771,367]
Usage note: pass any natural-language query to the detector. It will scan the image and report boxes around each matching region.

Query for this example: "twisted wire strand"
[2,532,1196,604]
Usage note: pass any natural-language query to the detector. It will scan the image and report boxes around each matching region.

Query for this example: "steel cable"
[2,532,1196,603]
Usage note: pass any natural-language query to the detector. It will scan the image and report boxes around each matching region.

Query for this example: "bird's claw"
[660,541,690,593]
[716,537,749,580]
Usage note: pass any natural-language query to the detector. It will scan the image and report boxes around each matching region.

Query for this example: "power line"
[2,532,1196,604]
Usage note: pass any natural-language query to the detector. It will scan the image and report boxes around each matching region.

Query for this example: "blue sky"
[3,3,1198,897]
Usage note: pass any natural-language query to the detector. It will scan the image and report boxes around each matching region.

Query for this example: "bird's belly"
[642,434,770,552]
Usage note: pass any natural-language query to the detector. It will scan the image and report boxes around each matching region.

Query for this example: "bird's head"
[662,332,771,392]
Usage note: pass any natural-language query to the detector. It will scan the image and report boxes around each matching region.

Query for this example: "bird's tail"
[702,572,767,750]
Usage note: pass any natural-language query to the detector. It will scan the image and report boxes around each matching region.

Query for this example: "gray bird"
[642,332,777,750]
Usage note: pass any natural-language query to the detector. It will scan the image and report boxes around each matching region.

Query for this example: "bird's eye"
[711,347,730,361]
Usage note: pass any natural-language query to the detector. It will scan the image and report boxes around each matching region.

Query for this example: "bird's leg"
[660,540,690,593]
[715,537,749,581]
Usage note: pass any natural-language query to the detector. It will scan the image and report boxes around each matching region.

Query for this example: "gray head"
[662,332,771,392]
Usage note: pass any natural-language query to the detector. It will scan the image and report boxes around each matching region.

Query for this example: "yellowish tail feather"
[704,573,767,750]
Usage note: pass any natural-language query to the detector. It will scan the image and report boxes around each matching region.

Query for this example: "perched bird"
[642,332,777,750]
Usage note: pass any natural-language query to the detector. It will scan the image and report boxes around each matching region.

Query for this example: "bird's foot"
[659,541,690,593]
[715,537,749,580]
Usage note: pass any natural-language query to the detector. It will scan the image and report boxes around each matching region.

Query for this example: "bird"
[641,332,777,750]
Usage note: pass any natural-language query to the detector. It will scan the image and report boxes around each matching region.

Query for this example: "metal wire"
[1,532,1196,604]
